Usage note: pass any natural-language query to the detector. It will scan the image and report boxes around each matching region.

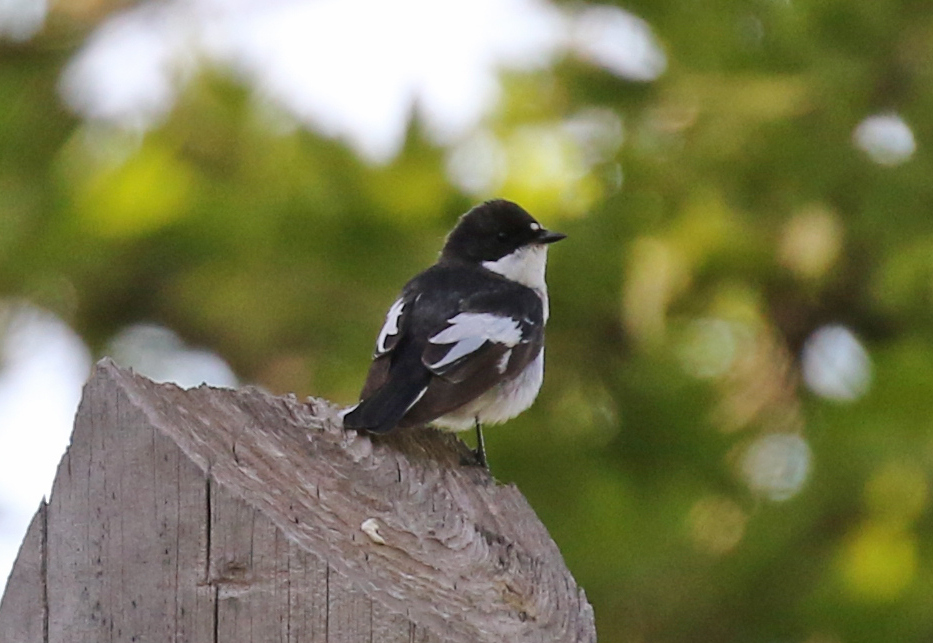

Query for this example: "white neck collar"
[482,245,550,320]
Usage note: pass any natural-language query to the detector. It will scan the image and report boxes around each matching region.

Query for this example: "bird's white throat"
[482,244,550,319]
[482,244,548,290]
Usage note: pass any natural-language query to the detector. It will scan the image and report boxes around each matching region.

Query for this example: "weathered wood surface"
[0,358,596,642]
[0,501,47,643]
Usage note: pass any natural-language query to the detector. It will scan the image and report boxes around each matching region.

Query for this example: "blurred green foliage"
[4,1,933,641]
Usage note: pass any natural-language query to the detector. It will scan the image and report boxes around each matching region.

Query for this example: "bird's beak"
[536,228,567,244]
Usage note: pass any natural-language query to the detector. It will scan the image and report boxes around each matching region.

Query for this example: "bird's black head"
[440,199,566,263]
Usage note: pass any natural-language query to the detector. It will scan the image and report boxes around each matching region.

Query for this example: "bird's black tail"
[342,367,431,434]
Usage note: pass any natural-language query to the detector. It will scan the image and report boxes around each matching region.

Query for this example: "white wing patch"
[375,298,405,354]
[427,313,522,370]
[496,349,512,374]
[430,313,523,346]
[428,336,487,370]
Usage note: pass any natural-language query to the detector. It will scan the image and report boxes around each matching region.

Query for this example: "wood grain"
[0,358,596,642]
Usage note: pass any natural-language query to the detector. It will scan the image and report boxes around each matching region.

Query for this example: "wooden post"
[0,359,596,642]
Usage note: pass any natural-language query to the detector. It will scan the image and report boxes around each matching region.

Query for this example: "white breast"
[432,349,545,432]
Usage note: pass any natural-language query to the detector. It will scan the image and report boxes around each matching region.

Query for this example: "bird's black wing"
[342,290,429,433]
[420,287,542,381]
[343,265,544,433]
[399,275,545,427]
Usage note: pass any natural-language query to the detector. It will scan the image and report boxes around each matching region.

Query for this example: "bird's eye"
[497,231,508,241]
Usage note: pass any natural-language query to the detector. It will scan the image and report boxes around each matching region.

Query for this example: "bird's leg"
[473,416,488,469]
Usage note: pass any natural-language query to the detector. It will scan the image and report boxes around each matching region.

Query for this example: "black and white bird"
[342,199,565,466]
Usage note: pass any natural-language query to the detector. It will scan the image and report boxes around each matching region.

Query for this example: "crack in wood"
[205,476,212,586]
